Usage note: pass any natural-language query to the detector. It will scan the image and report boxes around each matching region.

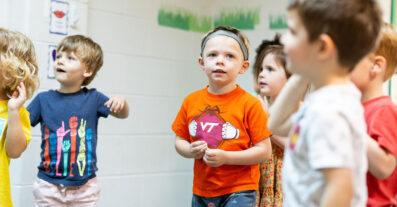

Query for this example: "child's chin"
[259,89,270,96]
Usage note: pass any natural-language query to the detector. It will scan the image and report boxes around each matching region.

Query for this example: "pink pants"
[33,177,100,207]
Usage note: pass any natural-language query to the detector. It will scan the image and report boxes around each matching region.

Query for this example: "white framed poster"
[49,0,69,35]
[48,45,57,79]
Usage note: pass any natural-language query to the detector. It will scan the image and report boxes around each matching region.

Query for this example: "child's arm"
[367,136,397,179]
[320,168,353,207]
[203,138,271,167]
[175,136,207,159]
[105,96,129,119]
[270,135,288,149]
[268,74,309,136]
[5,83,28,158]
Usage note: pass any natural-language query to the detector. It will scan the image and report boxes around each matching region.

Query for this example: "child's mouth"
[259,81,267,87]
[56,68,66,73]
[213,69,226,73]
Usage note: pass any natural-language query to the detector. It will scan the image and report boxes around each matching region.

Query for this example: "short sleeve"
[95,90,110,118]
[171,99,190,141]
[19,107,32,146]
[246,99,272,145]
[27,94,41,127]
[307,112,354,169]
[369,106,397,157]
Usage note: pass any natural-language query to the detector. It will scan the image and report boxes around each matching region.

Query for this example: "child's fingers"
[118,101,124,111]
[192,141,206,147]
[205,149,215,157]
[192,143,206,152]
[11,91,18,98]
[104,98,114,107]
[18,83,26,98]
[204,153,214,162]
[111,101,121,112]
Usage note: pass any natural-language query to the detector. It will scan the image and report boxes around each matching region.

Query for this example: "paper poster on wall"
[48,45,57,79]
[49,0,69,35]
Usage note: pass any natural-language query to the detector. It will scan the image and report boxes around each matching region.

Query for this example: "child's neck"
[208,83,237,95]
[311,66,350,90]
[361,81,385,103]
[58,84,82,94]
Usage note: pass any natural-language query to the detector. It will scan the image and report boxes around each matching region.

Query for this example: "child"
[350,23,397,207]
[0,28,39,207]
[253,34,291,207]
[27,35,129,206]
[267,0,382,206]
[172,26,272,207]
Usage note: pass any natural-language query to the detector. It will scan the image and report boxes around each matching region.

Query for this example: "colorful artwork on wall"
[214,8,260,30]
[158,7,212,33]
[158,6,260,32]
[269,14,287,30]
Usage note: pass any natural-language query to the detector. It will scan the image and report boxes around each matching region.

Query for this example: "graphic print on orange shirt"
[188,105,240,148]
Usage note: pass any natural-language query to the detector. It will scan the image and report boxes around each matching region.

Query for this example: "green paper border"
[390,0,396,96]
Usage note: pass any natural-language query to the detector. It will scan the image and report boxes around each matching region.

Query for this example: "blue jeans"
[192,190,257,207]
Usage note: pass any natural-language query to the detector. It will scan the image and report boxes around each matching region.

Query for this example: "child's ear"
[239,61,250,74]
[198,57,205,70]
[317,34,336,62]
[370,55,386,78]
[83,69,93,78]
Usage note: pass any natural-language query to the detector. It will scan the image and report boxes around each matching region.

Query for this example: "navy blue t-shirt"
[27,88,110,186]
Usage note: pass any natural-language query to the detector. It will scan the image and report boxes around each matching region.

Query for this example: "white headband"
[200,30,248,61]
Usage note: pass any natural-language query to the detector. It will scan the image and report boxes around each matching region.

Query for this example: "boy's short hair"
[253,34,290,94]
[374,23,397,81]
[0,28,39,99]
[201,26,250,59]
[57,35,103,86]
[288,0,382,71]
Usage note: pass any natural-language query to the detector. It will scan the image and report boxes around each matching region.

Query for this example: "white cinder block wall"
[3,0,289,206]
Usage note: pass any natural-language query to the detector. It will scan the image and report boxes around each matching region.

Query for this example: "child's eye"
[208,53,216,57]
[267,67,274,72]
[259,67,264,72]
[68,56,75,60]
[227,54,234,58]
[56,55,61,59]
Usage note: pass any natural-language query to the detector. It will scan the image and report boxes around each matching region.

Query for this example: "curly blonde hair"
[0,28,39,99]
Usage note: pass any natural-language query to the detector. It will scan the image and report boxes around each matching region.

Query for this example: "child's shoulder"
[365,96,397,117]
[181,88,208,103]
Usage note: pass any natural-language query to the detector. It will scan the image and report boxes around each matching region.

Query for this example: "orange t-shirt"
[172,85,271,197]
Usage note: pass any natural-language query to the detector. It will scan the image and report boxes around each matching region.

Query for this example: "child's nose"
[216,56,225,65]
[56,57,64,65]
[259,70,266,78]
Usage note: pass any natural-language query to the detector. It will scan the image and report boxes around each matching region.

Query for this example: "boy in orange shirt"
[172,26,272,207]
[350,23,397,207]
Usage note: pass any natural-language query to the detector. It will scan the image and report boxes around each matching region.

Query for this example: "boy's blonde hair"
[374,23,397,81]
[201,26,250,59]
[57,35,103,86]
[0,28,39,99]
[288,0,382,71]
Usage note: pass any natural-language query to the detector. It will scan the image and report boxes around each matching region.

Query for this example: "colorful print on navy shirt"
[27,88,110,186]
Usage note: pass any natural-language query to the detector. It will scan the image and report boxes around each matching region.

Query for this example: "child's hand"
[257,95,269,113]
[190,141,207,159]
[105,96,126,113]
[8,82,26,112]
[204,148,227,167]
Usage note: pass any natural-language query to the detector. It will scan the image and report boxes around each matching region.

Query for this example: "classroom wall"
[6,0,394,206]
[2,0,287,206]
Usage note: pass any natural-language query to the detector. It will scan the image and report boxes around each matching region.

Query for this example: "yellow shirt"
[0,100,31,207]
